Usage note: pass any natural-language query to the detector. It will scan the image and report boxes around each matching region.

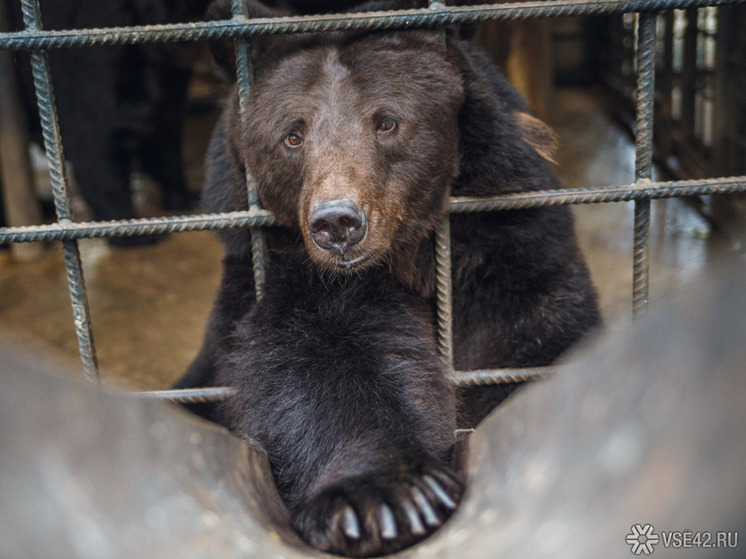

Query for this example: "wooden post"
[506,19,552,119]
[477,12,553,120]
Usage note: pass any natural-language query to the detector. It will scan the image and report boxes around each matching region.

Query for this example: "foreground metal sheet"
[408,267,746,559]
[1,267,745,558]
[0,341,309,559]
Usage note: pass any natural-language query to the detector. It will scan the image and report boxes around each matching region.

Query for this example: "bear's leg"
[218,273,462,556]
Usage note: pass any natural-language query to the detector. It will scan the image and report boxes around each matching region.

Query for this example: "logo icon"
[626,524,660,555]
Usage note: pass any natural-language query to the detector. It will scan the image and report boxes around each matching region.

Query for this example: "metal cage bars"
[2,0,746,50]
[16,0,100,382]
[231,0,268,301]
[1,0,746,403]
[430,0,456,370]
[632,12,656,315]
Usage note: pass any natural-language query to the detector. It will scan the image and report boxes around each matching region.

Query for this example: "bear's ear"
[513,111,558,165]
[206,0,290,81]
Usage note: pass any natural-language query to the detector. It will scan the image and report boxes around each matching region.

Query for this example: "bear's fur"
[177,1,600,555]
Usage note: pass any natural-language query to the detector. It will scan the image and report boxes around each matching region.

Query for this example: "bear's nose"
[309,198,367,255]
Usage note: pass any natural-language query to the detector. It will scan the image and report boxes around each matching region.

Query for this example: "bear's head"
[209,0,557,283]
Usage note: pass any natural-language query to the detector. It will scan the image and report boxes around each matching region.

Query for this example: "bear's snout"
[309,198,367,256]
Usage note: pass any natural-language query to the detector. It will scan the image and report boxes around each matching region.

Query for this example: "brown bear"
[176,1,600,556]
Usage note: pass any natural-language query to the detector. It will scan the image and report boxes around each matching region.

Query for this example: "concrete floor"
[0,86,739,391]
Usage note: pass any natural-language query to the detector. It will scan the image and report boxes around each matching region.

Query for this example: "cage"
[0,0,745,557]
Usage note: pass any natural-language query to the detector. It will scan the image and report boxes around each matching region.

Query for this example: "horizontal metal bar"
[1,0,744,51]
[448,367,561,385]
[129,367,558,404]
[448,175,746,212]
[2,177,745,244]
[0,209,276,244]
[129,387,237,404]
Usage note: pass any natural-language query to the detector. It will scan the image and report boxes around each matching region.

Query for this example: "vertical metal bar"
[232,0,267,300]
[429,0,453,370]
[435,215,454,371]
[429,0,447,41]
[20,0,100,382]
[632,12,656,316]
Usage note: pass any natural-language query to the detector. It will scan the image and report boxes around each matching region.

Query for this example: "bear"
[176,0,600,555]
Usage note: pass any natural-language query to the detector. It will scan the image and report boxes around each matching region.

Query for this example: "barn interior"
[1,6,744,391]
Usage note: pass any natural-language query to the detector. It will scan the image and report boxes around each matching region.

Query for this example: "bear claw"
[378,504,397,540]
[401,499,427,536]
[411,485,440,527]
[293,465,463,557]
[423,474,457,509]
[342,505,361,540]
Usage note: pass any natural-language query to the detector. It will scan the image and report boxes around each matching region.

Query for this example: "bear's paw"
[293,465,463,557]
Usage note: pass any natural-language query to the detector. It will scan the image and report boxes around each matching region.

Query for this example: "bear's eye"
[377,118,397,134]
[285,133,303,148]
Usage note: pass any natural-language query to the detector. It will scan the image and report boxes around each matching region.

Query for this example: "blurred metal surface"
[0,337,307,559]
[2,265,744,558]
[409,264,746,559]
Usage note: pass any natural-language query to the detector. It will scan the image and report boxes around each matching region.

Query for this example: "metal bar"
[0,210,276,244]
[447,176,746,212]
[2,0,744,51]
[430,0,452,370]
[131,367,559,404]
[430,0,447,42]
[20,0,99,383]
[131,387,237,404]
[632,197,652,314]
[448,367,561,386]
[2,177,746,244]
[435,198,454,371]
[632,12,657,315]
[232,0,267,301]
